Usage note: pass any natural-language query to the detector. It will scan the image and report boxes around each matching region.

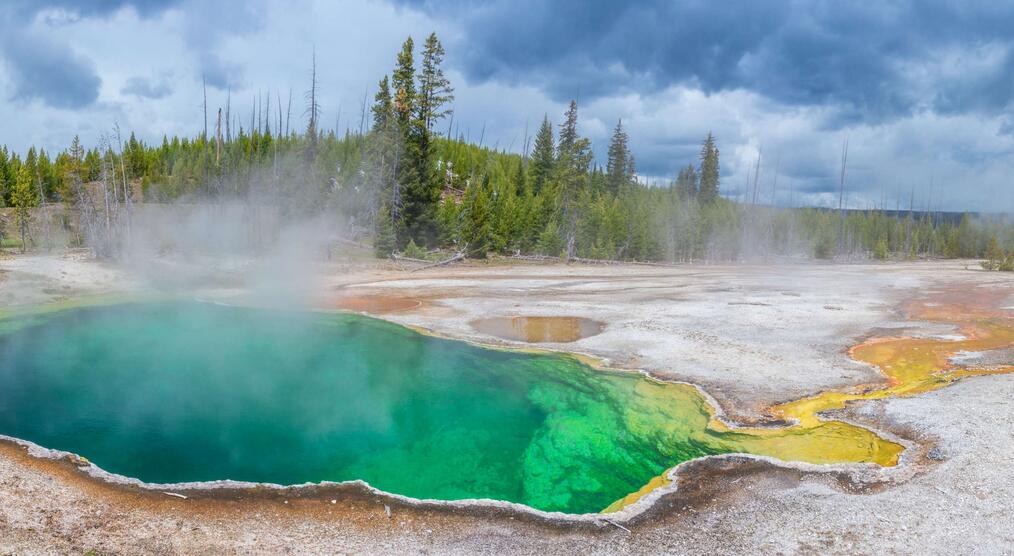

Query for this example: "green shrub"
[873,238,889,260]
[999,254,1014,272]
[403,238,427,259]
[536,222,563,257]
[813,232,836,260]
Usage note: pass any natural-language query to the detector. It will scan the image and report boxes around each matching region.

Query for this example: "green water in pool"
[0,301,735,513]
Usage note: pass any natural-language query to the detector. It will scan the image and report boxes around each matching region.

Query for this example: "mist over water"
[74,149,380,303]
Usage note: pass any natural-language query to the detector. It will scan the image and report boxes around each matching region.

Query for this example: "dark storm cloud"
[631,142,700,178]
[0,0,180,109]
[402,0,1014,125]
[121,76,173,99]
[180,1,266,88]
[0,31,102,108]
[5,0,180,18]
[201,53,245,90]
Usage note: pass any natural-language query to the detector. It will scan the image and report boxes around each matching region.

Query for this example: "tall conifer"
[528,116,554,194]
[606,119,631,195]
[698,132,720,204]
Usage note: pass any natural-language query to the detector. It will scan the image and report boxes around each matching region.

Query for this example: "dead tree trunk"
[215,108,223,167]
[202,75,208,139]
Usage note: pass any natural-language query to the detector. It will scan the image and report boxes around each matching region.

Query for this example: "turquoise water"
[0,302,731,513]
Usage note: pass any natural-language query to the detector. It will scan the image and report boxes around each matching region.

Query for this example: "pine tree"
[392,37,416,131]
[68,136,85,170]
[983,235,1003,270]
[462,174,492,257]
[368,76,400,224]
[512,157,526,196]
[0,147,10,206]
[698,132,720,204]
[437,196,461,247]
[553,101,593,259]
[528,116,554,194]
[11,164,36,253]
[606,119,631,195]
[371,76,394,130]
[558,100,579,155]
[390,37,423,245]
[417,33,454,133]
[536,221,563,256]
[387,35,450,248]
[60,135,87,202]
[403,238,426,259]
[374,201,397,258]
[490,177,518,253]
[675,164,698,199]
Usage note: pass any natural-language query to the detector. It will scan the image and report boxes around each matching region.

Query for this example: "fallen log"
[390,254,431,264]
[510,253,562,262]
[570,256,680,268]
[332,236,372,250]
[410,252,465,272]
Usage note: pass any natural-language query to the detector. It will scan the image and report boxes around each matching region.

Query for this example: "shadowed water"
[0,302,731,513]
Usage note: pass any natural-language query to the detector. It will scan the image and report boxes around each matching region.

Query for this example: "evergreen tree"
[374,201,397,258]
[417,33,454,133]
[512,157,527,196]
[59,135,87,202]
[437,196,462,247]
[0,147,10,206]
[675,164,698,199]
[606,119,632,195]
[558,100,579,155]
[392,37,416,130]
[403,238,426,259]
[371,77,394,130]
[983,235,1003,270]
[387,34,452,248]
[11,164,36,253]
[698,132,720,204]
[390,37,424,245]
[68,136,85,170]
[536,221,563,256]
[462,174,492,257]
[873,238,889,260]
[553,100,592,259]
[489,177,518,253]
[368,76,400,230]
[528,116,554,194]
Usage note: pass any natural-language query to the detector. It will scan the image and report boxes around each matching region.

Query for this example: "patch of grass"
[0,237,23,249]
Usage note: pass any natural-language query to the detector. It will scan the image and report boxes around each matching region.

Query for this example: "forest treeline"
[1,33,1013,266]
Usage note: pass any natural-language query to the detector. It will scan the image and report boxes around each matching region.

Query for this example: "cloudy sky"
[1,0,1013,212]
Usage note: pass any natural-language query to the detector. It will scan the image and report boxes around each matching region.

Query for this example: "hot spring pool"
[0,302,752,513]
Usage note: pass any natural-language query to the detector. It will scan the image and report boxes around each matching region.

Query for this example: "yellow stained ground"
[607,284,1014,513]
